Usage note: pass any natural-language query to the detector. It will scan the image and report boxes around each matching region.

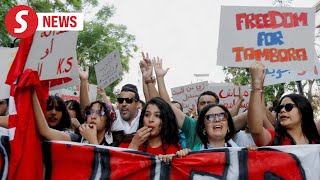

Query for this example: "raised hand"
[141,52,154,79]
[154,57,169,78]
[97,87,106,96]
[79,66,89,81]
[250,62,265,89]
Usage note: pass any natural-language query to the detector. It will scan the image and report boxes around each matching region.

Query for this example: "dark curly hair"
[138,97,180,153]
[46,95,71,131]
[84,101,112,134]
[65,100,85,124]
[273,94,320,145]
[196,104,235,149]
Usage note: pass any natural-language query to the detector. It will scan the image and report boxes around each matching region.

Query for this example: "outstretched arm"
[247,62,271,146]
[79,66,90,113]
[230,85,245,117]
[32,90,71,141]
[154,57,185,128]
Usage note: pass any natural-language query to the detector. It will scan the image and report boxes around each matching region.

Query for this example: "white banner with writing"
[0,48,18,99]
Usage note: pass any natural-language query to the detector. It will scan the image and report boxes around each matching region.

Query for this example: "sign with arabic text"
[209,83,250,111]
[0,47,18,99]
[264,52,320,86]
[95,50,123,89]
[171,81,208,113]
[24,31,79,83]
[217,6,315,70]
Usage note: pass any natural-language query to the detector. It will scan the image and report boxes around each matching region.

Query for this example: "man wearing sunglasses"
[0,99,9,116]
[111,84,141,136]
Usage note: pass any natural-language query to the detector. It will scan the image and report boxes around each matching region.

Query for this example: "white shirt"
[200,139,238,150]
[232,130,256,147]
[111,109,141,134]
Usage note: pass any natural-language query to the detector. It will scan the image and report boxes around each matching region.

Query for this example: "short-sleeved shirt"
[232,130,256,147]
[119,142,181,155]
[181,115,201,149]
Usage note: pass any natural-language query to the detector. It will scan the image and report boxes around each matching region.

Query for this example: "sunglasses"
[204,112,227,122]
[275,103,296,113]
[117,98,137,104]
[47,105,63,111]
[86,109,105,117]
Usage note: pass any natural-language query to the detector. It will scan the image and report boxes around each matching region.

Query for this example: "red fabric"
[119,142,181,155]
[5,35,34,85]
[8,69,48,180]
[268,129,316,145]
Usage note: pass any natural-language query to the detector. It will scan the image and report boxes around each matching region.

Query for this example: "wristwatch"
[145,77,156,84]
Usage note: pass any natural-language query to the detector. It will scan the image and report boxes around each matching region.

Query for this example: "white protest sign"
[50,84,97,102]
[209,83,250,111]
[217,6,315,70]
[0,48,18,99]
[24,31,79,85]
[171,81,209,113]
[264,52,320,86]
[95,50,123,88]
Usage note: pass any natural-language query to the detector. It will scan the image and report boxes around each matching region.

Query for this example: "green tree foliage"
[1,0,137,103]
[0,0,17,47]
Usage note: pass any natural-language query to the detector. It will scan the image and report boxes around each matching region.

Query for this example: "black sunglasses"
[117,98,137,104]
[275,103,296,113]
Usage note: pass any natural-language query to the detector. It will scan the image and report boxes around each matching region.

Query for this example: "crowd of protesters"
[1,52,320,164]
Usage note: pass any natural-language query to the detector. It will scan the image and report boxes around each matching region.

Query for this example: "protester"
[65,99,84,131]
[46,95,72,132]
[32,90,114,145]
[0,99,9,116]
[248,62,320,146]
[193,103,237,150]
[119,97,181,156]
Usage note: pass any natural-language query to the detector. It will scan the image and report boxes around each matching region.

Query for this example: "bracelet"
[145,77,156,84]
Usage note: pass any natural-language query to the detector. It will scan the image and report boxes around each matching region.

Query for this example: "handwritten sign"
[264,52,320,86]
[217,6,315,70]
[50,84,97,102]
[24,31,79,82]
[0,47,18,99]
[171,81,209,113]
[208,83,250,111]
[95,50,123,88]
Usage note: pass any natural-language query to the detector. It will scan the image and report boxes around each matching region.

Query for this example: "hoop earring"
[227,129,230,133]
[203,130,206,135]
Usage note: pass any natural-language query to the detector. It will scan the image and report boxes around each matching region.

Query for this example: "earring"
[203,130,206,135]
[227,129,230,133]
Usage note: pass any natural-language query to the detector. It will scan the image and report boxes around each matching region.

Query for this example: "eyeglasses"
[117,98,137,104]
[86,109,105,117]
[47,105,63,111]
[204,112,227,122]
[275,103,296,113]
[199,101,215,106]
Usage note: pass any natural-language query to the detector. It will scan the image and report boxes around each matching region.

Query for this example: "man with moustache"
[111,84,141,146]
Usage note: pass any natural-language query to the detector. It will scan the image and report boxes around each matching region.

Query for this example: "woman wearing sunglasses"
[192,104,237,150]
[248,62,320,146]
[119,97,181,155]
[32,91,114,145]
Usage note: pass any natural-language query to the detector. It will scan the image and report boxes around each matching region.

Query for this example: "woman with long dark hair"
[193,103,237,150]
[46,95,71,132]
[248,62,320,146]
[65,100,85,130]
[119,97,181,155]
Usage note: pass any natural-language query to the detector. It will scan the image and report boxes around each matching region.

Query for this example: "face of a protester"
[118,91,138,121]
[46,100,63,128]
[86,103,107,132]
[204,106,229,141]
[198,95,218,112]
[143,104,162,138]
[0,100,8,116]
[277,97,301,129]
[66,103,77,118]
